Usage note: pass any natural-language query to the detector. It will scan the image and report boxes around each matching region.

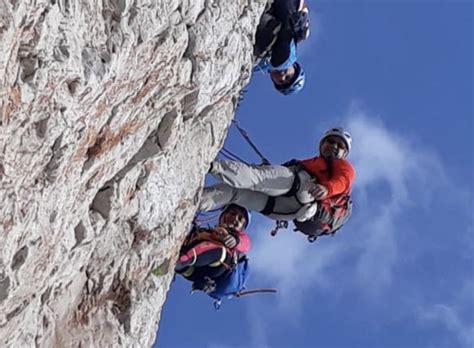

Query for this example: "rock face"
[0,0,267,346]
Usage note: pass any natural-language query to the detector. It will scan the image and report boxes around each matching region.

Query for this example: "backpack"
[177,226,251,307]
[177,226,239,282]
[209,257,250,301]
[294,194,353,242]
[288,156,353,242]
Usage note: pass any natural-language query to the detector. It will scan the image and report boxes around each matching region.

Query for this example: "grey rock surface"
[0,0,267,346]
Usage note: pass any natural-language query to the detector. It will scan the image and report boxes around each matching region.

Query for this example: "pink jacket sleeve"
[234,230,251,253]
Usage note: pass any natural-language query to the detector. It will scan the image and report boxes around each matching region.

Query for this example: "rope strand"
[220,147,251,165]
[231,119,271,165]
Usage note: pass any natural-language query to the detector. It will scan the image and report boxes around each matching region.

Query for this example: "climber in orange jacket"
[199,128,355,240]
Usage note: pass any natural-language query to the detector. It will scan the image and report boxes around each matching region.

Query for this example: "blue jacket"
[254,39,297,72]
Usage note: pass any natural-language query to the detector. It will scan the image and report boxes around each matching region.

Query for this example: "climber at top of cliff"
[253,0,310,95]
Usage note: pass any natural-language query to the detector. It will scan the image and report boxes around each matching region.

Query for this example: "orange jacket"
[299,157,355,200]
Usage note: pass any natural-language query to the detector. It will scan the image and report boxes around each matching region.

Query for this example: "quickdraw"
[270,220,289,237]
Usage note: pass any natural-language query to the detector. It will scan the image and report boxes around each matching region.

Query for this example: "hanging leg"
[199,183,269,212]
[254,12,281,59]
[210,159,296,196]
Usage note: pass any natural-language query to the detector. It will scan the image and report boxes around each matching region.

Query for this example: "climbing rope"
[218,120,292,238]
[230,119,271,165]
[220,147,251,165]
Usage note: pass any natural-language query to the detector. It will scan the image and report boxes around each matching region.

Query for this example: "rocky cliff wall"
[0,0,267,346]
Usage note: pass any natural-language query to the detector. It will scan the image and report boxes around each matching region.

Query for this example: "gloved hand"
[213,227,238,249]
[309,184,329,200]
[222,234,237,249]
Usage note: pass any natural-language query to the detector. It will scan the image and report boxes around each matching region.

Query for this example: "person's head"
[219,204,251,230]
[319,127,352,160]
[270,62,305,95]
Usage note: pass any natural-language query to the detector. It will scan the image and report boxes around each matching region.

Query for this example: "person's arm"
[212,227,251,253]
[234,231,251,253]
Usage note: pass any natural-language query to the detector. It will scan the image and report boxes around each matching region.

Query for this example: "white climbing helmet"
[319,127,352,153]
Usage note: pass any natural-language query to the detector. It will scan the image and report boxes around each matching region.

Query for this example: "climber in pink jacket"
[175,204,251,296]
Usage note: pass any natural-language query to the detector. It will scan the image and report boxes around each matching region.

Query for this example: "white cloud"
[419,303,474,348]
[248,212,354,324]
[416,279,474,348]
[208,309,270,348]
[245,302,270,348]
[347,106,449,294]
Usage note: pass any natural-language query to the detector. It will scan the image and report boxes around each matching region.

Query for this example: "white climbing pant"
[199,159,319,221]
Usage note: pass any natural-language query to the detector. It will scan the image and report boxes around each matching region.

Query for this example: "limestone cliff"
[0,0,267,346]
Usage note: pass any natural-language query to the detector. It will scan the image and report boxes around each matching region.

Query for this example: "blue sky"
[156,1,473,347]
